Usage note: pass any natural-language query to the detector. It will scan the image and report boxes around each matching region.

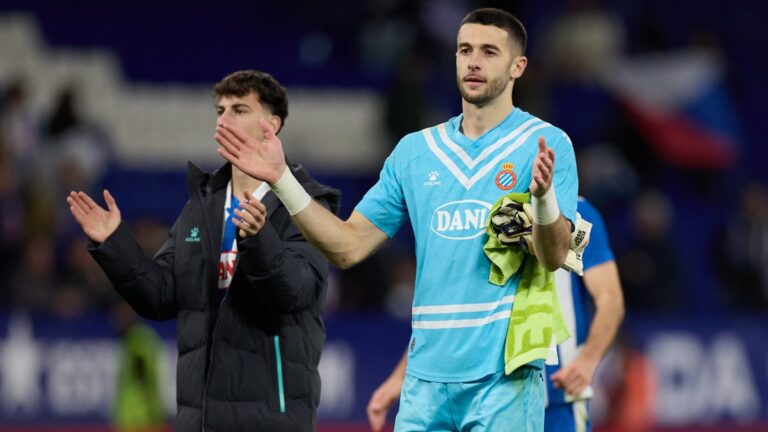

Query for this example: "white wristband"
[270,167,312,216]
[531,184,560,225]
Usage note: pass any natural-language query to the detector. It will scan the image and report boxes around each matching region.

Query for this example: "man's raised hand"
[530,136,555,197]
[67,190,121,243]
[215,119,286,184]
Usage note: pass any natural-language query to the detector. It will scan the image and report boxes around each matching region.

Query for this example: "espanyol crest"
[430,200,493,240]
[495,163,517,191]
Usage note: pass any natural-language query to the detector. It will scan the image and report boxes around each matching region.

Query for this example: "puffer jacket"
[90,162,340,431]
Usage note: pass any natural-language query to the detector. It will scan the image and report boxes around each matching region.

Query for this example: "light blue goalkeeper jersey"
[355,108,579,382]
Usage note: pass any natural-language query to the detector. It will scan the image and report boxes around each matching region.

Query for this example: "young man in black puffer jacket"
[67,70,340,432]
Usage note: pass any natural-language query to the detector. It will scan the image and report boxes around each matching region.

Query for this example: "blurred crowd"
[0,79,173,320]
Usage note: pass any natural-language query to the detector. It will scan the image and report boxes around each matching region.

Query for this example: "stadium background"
[1,0,767,431]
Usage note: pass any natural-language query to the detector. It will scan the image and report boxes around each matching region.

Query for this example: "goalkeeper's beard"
[457,73,510,106]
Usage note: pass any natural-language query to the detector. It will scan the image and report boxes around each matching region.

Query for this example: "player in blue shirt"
[366,198,624,432]
[546,198,624,432]
[217,8,579,431]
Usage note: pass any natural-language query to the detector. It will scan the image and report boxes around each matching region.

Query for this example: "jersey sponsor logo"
[430,199,492,240]
[423,170,441,186]
[494,163,517,190]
